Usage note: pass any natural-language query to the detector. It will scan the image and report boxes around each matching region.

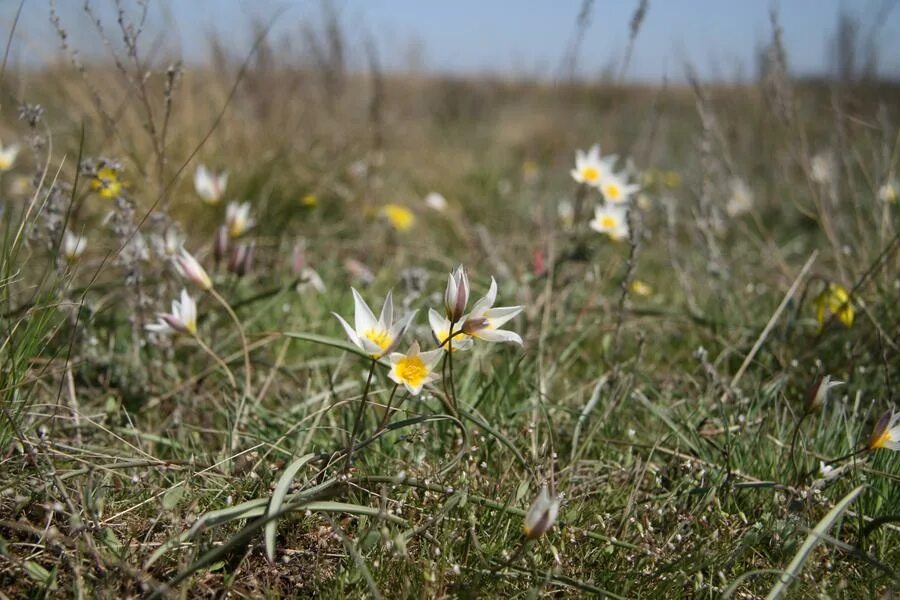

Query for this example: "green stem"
[345,358,378,470]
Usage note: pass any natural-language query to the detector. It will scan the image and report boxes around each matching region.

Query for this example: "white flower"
[62,230,87,263]
[0,140,20,171]
[428,309,474,352]
[726,177,754,217]
[225,201,254,238]
[599,170,640,204]
[333,288,416,358]
[460,277,524,345]
[194,165,228,205]
[570,144,616,188]
[878,180,897,204]
[869,410,900,451]
[146,289,198,336]
[387,341,442,395]
[444,265,470,323]
[296,268,326,294]
[424,192,448,212]
[523,485,559,539]
[173,248,213,291]
[163,227,183,257]
[810,152,834,185]
[589,204,629,241]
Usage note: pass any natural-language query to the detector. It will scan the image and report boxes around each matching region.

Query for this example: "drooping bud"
[523,485,559,539]
[174,248,213,291]
[228,241,255,278]
[803,374,844,413]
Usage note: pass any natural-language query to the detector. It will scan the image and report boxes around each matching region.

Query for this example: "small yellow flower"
[381,203,415,232]
[90,166,122,200]
[662,170,682,188]
[629,280,652,297]
[301,193,318,207]
[813,282,854,329]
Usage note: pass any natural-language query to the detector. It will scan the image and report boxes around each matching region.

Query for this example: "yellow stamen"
[394,355,428,388]
[600,215,617,229]
[364,329,393,351]
[581,166,599,182]
[604,183,621,201]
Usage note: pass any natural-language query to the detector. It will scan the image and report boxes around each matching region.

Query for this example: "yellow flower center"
[364,329,393,352]
[0,156,12,171]
[185,318,197,336]
[301,193,318,207]
[228,220,245,238]
[437,329,470,351]
[394,355,428,388]
[870,428,894,449]
[581,166,600,182]
[599,215,617,229]
[604,183,621,201]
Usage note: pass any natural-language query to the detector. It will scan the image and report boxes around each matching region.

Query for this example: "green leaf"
[765,485,864,600]
[24,561,56,589]
[265,453,316,562]
[162,483,186,511]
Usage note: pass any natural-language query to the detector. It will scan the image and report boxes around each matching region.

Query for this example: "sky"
[3,0,899,82]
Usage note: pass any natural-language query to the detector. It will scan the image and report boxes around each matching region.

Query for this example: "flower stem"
[345,358,378,471]
[208,288,253,452]
[377,383,400,431]
[193,334,238,392]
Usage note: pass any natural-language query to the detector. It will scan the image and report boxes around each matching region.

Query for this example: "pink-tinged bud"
[174,249,213,291]
[228,241,255,278]
[213,225,230,266]
[444,265,469,322]
[523,485,559,539]
[804,374,844,413]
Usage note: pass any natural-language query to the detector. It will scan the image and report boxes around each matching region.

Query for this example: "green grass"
[0,10,898,597]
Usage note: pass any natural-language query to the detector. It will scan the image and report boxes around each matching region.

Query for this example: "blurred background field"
[0,1,898,597]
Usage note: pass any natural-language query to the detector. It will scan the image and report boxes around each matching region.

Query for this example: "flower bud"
[213,225,230,266]
[444,265,469,323]
[174,249,213,291]
[803,374,843,413]
[228,241,255,278]
[523,485,559,539]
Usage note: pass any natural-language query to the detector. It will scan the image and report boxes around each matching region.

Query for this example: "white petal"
[428,308,449,338]
[379,289,394,329]
[351,288,378,334]
[471,277,498,316]
[333,313,363,350]
[484,305,523,329]
[475,328,522,345]
[419,348,444,369]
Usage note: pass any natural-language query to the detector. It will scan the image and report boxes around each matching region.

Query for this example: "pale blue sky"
[4,0,899,81]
